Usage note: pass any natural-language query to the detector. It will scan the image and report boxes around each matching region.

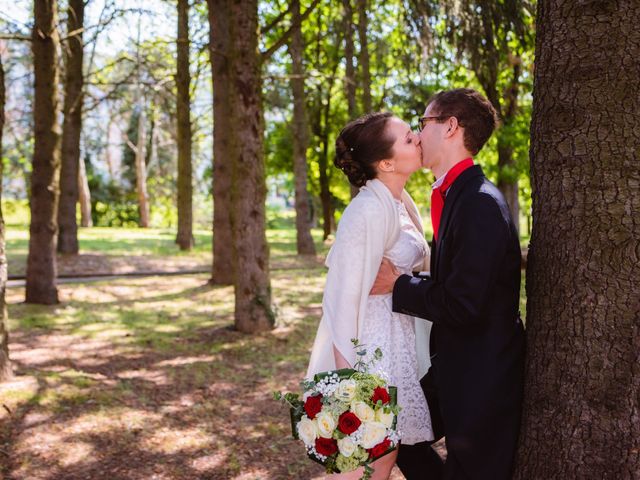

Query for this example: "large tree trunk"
[514,0,640,478]
[230,0,274,332]
[0,50,12,381]
[175,0,194,250]
[289,0,316,256]
[26,0,61,305]
[209,0,275,332]
[356,0,371,112]
[58,0,84,254]
[135,105,150,227]
[77,153,92,227]
[207,0,234,285]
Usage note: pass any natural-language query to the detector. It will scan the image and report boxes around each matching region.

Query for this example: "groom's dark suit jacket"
[393,165,525,480]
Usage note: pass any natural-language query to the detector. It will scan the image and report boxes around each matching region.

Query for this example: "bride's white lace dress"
[361,199,434,445]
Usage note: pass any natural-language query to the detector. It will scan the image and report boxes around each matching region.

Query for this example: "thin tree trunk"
[356,0,371,112]
[497,136,519,231]
[26,0,61,305]
[58,0,84,254]
[77,152,92,227]
[135,105,149,227]
[343,0,359,199]
[514,0,640,477]
[207,0,234,285]
[343,0,357,118]
[105,115,115,179]
[176,0,194,250]
[289,0,316,255]
[0,49,12,381]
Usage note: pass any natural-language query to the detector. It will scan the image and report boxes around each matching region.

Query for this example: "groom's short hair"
[429,88,499,155]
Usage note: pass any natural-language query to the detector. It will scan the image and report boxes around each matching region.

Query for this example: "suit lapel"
[433,165,485,276]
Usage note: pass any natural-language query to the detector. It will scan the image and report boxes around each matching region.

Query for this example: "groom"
[372,88,525,479]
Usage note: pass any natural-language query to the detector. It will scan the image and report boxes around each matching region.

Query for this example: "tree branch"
[261,0,321,63]
[0,35,31,42]
[262,2,294,36]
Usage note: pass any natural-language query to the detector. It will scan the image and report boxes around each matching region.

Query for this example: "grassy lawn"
[1,209,527,479]
[4,210,331,277]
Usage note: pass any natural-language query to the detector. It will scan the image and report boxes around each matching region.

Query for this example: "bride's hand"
[370,257,401,295]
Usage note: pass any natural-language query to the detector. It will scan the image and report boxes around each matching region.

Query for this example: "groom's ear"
[443,116,459,138]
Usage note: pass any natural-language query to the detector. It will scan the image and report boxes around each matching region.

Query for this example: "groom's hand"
[370,257,401,295]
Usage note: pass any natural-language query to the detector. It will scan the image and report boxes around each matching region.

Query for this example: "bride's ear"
[378,159,395,173]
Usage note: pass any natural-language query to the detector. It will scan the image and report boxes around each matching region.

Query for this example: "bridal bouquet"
[274,341,399,479]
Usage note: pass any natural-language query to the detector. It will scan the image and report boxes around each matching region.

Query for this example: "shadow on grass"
[2,272,327,479]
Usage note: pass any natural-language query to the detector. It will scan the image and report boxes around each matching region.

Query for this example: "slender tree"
[26,0,61,305]
[58,0,85,254]
[0,48,11,381]
[343,0,357,118]
[289,0,316,255]
[343,0,359,199]
[514,0,640,477]
[356,0,371,112]
[207,0,234,285]
[176,0,194,250]
[77,153,92,227]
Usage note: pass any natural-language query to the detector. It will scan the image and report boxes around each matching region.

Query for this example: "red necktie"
[430,158,474,241]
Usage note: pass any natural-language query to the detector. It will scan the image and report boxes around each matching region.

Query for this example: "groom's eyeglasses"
[418,115,448,131]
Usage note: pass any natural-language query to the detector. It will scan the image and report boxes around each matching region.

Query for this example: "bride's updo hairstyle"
[334,112,395,188]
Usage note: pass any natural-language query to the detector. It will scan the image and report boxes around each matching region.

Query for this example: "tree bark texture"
[176,0,194,250]
[209,0,275,332]
[207,0,234,285]
[26,0,61,305]
[0,51,12,381]
[289,0,316,255]
[514,1,640,478]
[58,0,84,254]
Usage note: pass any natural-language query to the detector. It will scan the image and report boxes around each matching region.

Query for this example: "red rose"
[304,394,323,419]
[368,438,392,459]
[315,437,338,456]
[338,411,361,435]
[371,387,390,405]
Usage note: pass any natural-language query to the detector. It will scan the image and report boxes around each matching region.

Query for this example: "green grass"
[1,216,527,478]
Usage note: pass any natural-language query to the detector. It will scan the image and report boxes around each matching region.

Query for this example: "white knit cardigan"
[306,178,432,379]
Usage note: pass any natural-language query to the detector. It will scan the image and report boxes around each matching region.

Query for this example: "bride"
[307,112,434,479]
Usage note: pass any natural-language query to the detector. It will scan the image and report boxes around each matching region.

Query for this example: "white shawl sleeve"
[306,188,393,378]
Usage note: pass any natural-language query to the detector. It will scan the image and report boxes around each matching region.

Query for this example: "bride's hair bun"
[334,112,395,188]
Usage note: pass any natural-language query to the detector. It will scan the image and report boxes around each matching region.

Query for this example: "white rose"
[337,436,357,458]
[315,410,337,438]
[297,416,318,446]
[351,401,375,423]
[335,379,357,402]
[360,421,388,449]
[375,409,395,429]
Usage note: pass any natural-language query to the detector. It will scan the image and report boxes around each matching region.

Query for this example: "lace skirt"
[360,295,434,445]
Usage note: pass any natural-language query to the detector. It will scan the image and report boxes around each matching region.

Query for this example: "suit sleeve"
[392,192,510,329]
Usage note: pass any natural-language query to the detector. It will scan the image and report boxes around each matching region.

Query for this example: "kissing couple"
[307,88,526,480]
